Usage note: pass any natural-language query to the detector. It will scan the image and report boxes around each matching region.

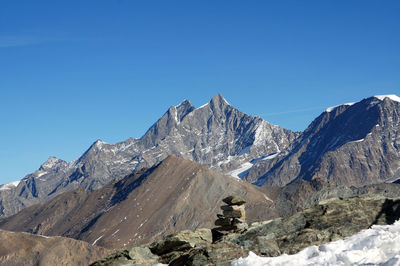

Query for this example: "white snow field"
[232,220,400,266]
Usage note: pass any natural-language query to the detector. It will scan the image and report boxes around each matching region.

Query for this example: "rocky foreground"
[91,194,400,265]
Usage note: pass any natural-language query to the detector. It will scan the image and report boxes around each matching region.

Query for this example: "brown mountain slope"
[0,229,111,266]
[0,156,276,249]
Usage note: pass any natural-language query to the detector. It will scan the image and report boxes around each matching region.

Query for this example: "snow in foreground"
[232,220,400,266]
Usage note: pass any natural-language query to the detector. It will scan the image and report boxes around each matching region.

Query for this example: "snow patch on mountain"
[0,180,20,190]
[229,162,254,179]
[326,102,355,112]
[197,102,209,109]
[232,220,400,266]
[374,94,400,103]
[36,171,47,178]
[229,153,280,179]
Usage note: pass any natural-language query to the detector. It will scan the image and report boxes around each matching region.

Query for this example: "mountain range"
[0,94,399,221]
[1,93,400,265]
[0,94,295,218]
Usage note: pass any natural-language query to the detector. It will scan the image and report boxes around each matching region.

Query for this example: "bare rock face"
[0,229,111,266]
[0,94,295,218]
[249,95,400,187]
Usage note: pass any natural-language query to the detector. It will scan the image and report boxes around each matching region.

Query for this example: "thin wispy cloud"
[0,35,63,48]
[261,106,324,116]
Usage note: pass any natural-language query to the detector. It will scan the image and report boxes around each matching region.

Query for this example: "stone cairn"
[212,196,248,241]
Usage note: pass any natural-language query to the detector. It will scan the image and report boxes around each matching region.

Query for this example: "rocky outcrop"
[90,195,400,265]
[230,195,400,256]
[0,229,112,266]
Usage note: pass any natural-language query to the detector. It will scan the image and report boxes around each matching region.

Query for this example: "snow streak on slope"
[325,102,355,112]
[232,220,400,266]
[0,181,20,191]
[229,153,279,179]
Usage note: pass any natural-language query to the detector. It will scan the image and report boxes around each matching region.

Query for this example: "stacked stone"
[214,196,247,232]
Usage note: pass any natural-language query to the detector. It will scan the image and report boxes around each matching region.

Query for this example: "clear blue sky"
[1,0,399,184]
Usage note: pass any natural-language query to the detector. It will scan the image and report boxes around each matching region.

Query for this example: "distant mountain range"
[0,94,399,220]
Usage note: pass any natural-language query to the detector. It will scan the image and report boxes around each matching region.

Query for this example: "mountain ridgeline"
[247,95,400,187]
[0,94,399,220]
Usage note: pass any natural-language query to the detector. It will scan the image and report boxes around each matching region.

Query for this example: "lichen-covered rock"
[169,241,249,266]
[89,250,132,266]
[149,228,212,256]
[128,246,159,265]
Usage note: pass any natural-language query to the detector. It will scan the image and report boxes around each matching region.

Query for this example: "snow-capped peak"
[374,94,400,103]
[94,139,106,145]
[326,102,355,112]
[211,93,230,105]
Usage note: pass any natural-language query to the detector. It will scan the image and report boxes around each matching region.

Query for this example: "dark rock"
[215,218,232,226]
[222,196,246,206]
[223,209,245,218]
[232,218,244,224]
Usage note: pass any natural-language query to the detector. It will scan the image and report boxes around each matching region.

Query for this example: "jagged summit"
[39,156,65,170]
[210,93,230,108]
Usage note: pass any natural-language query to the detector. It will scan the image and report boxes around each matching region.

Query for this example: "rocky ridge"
[91,194,400,265]
[246,95,400,187]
